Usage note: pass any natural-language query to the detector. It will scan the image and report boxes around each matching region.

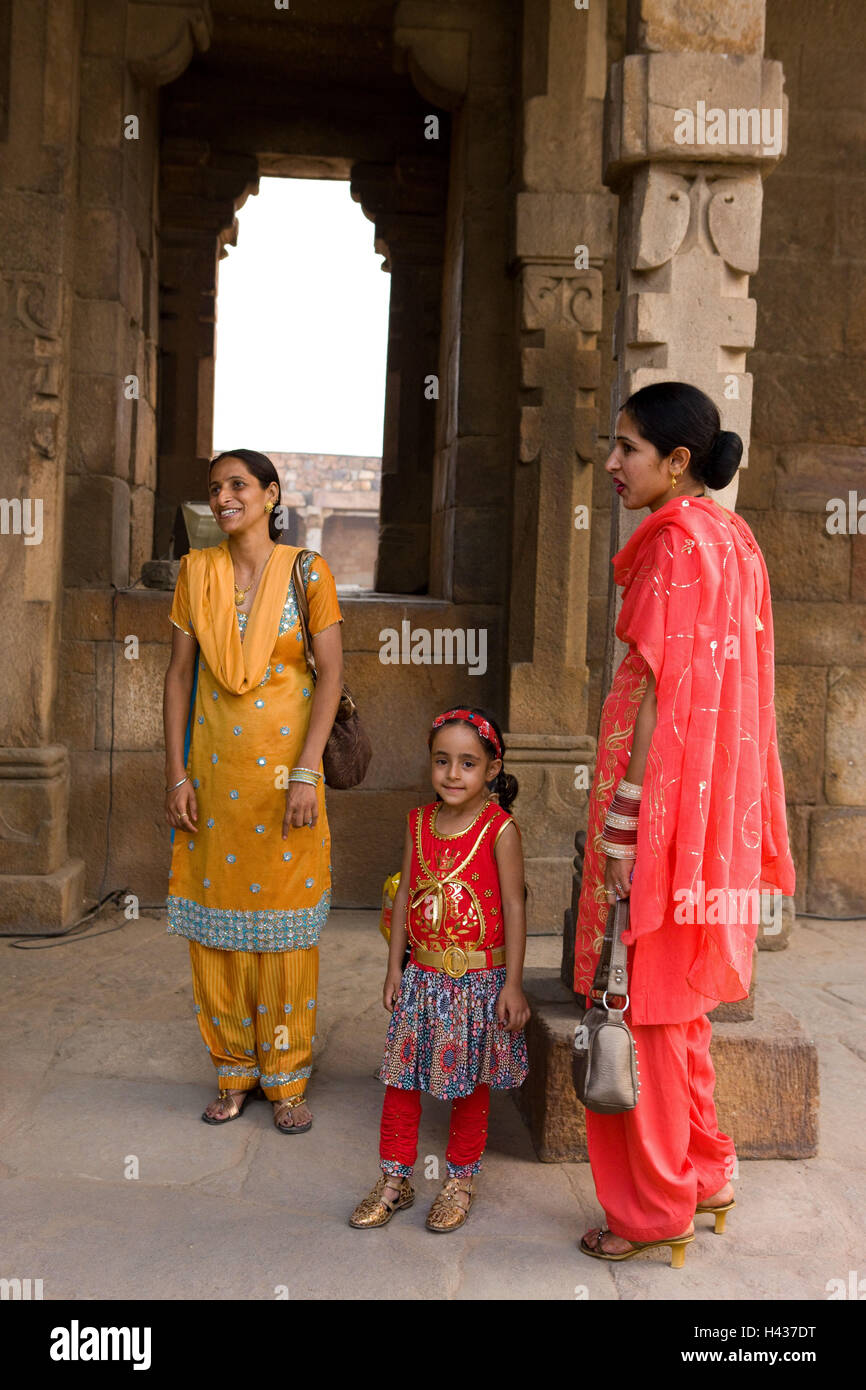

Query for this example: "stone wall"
[745,0,866,915]
[61,587,504,910]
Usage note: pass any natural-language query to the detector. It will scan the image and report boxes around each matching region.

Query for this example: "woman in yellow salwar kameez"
[163,449,344,1133]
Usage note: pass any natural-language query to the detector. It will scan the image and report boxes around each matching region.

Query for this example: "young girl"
[349,706,530,1233]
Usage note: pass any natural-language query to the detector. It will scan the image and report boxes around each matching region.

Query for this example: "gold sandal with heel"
[580,1226,695,1268]
[695,1198,735,1233]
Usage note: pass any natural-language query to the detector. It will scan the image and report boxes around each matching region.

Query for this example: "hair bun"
[705,429,743,489]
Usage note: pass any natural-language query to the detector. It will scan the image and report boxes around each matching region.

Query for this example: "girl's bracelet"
[166,775,188,793]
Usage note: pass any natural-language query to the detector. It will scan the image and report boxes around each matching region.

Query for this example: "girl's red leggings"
[379,1083,490,1179]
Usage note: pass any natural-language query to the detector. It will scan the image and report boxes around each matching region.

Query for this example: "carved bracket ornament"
[126,0,213,87]
[392,2,469,110]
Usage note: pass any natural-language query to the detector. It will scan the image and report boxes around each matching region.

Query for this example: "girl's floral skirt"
[378,962,529,1101]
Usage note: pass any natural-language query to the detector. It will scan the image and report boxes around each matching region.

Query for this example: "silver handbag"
[572,898,640,1114]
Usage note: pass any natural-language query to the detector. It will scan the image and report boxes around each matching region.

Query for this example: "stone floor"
[1,909,863,1301]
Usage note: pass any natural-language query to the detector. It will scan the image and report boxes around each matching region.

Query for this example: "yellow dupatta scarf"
[185,539,302,694]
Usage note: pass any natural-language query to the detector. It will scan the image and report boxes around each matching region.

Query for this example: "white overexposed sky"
[212,177,391,457]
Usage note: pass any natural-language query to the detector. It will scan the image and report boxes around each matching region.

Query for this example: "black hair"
[620,382,743,490]
[427,706,519,813]
[208,448,282,542]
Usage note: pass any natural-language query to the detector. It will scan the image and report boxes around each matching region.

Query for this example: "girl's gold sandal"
[425,1176,474,1233]
[349,1176,415,1228]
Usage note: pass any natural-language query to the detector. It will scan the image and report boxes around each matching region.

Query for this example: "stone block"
[67,372,130,477]
[75,208,121,299]
[634,0,765,54]
[94,642,166,751]
[130,486,155,583]
[57,643,97,751]
[756,260,846,355]
[757,894,795,952]
[83,0,125,58]
[853,536,866,602]
[70,298,126,377]
[70,750,168,906]
[0,746,71,876]
[786,805,810,916]
[773,666,826,804]
[825,668,866,805]
[78,56,124,149]
[808,808,866,917]
[709,949,756,1020]
[758,173,836,261]
[0,858,86,932]
[750,354,866,447]
[326,788,425,908]
[78,147,124,207]
[774,444,866,513]
[0,191,65,275]
[63,475,130,588]
[515,975,818,1161]
[735,440,776,510]
[62,588,115,641]
[773,603,866,667]
[451,508,508,604]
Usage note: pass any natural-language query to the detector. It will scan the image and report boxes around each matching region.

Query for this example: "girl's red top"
[404,798,518,965]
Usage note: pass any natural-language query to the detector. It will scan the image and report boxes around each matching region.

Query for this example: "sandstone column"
[0,1,211,930]
[155,138,259,558]
[602,0,786,684]
[505,0,616,929]
[350,158,446,595]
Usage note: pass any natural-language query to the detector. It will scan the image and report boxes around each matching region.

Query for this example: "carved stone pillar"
[602,7,787,683]
[350,159,447,594]
[392,1,514,607]
[518,0,818,1163]
[0,1,211,931]
[505,0,616,930]
[155,139,259,558]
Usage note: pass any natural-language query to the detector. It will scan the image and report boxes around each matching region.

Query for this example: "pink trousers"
[585,1013,735,1242]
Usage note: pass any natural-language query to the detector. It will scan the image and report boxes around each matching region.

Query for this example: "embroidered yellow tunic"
[166,542,343,952]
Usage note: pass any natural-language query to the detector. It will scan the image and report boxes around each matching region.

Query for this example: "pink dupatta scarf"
[615,497,795,1001]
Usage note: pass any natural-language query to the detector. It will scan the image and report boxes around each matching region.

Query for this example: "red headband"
[430,708,502,759]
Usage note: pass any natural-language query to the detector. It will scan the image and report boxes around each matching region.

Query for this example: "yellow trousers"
[188,941,318,1101]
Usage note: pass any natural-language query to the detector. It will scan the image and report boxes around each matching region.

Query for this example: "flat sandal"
[272,1093,313,1135]
[201,1086,261,1125]
[425,1176,474,1233]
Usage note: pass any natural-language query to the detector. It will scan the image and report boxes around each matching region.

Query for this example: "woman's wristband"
[166,775,188,793]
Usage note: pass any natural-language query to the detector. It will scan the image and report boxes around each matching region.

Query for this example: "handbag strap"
[291,548,317,680]
[591,898,630,1004]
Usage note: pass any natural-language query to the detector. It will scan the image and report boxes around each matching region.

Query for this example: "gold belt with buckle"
[411,944,507,978]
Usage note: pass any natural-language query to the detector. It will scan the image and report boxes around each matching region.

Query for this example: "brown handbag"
[291,549,372,790]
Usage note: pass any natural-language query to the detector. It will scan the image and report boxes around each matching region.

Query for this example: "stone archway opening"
[206,173,392,590]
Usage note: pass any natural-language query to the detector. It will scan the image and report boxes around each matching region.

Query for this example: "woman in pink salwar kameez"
[576,382,795,1267]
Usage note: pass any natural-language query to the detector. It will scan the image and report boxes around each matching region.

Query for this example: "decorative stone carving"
[126,1,213,88]
[392,1,469,110]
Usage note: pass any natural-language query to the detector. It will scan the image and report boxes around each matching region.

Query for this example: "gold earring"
[670,472,679,490]
[264,501,274,514]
